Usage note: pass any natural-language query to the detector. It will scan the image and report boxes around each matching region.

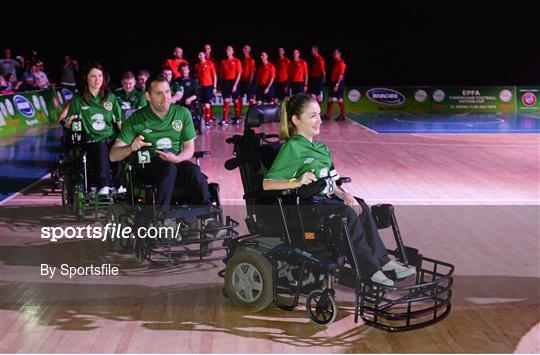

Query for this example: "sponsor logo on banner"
[61,88,74,101]
[347,89,361,102]
[432,89,446,103]
[5,100,14,116]
[172,120,183,132]
[414,89,428,102]
[499,89,513,103]
[32,95,41,110]
[0,102,7,117]
[40,96,48,115]
[156,137,172,150]
[522,92,537,107]
[0,110,5,127]
[366,88,405,105]
[25,119,39,126]
[13,95,35,117]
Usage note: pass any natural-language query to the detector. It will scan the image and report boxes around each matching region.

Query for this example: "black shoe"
[218,120,229,126]
[321,113,330,120]
[336,115,346,121]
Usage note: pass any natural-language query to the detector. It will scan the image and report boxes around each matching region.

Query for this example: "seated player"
[60,62,124,195]
[263,94,416,286]
[109,74,224,237]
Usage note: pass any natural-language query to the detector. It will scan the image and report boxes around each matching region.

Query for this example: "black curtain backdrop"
[3,1,539,87]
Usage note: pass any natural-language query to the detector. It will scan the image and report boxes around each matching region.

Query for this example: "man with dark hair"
[177,64,199,112]
[115,71,147,115]
[0,48,23,81]
[109,75,224,238]
[136,69,150,91]
[162,66,184,104]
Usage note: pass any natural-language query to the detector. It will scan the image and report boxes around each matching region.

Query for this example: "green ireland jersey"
[115,88,147,110]
[117,105,196,154]
[67,92,122,142]
[265,134,340,194]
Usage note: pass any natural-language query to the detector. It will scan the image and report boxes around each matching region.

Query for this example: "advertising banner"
[343,86,431,113]
[429,86,517,113]
[516,87,540,112]
[0,88,60,137]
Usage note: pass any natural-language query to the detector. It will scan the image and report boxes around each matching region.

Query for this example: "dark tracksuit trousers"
[137,158,211,210]
[314,196,390,279]
[86,140,123,189]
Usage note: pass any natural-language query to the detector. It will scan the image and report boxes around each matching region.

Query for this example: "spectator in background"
[288,49,308,95]
[60,55,79,87]
[18,64,39,92]
[136,69,150,91]
[163,47,188,80]
[161,66,183,104]
[0,48,23,81]
[1,73,21,94]
[274,47,290,101]
[34,60,50,89]
[115,71,147,115]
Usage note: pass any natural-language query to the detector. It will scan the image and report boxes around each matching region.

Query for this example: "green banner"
[0,88,60,137]
[343,86,431,113]
[516,87,540,112]
[429,86,516,113]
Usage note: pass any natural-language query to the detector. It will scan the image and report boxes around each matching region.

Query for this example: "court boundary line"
[0,173,51,206]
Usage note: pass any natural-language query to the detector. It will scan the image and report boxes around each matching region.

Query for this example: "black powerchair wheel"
[306,289,338,326]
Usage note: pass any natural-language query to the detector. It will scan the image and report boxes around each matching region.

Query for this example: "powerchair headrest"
[245,104,280,128]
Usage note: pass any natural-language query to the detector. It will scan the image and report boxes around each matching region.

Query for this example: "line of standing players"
[115,44,348,127]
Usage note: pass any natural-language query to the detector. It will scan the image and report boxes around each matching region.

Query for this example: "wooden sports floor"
[0,118,539,353]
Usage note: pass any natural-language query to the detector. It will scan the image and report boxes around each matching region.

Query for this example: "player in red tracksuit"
[163,47,189,80]
[323,49,347,121]
[195,52,217,126]
[308,45,326,107]
[288,49,308,95]
[240,45,257,114]
[274,47,290,101]
[255,51,276,105]
[219,45,242,125]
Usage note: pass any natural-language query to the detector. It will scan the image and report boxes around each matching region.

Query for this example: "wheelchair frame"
[221,104,455,331]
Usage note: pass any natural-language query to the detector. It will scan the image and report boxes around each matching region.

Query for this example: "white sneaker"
[370,270,394,287]
[117,185,127,194]
[98,186,112,195]
[382,260,416,279]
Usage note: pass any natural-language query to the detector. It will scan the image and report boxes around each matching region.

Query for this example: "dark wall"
[3,1,539,86]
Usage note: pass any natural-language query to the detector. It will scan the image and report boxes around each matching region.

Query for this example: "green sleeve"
[111,95,123,123]
[264,142,300,180]
[117,118,137,145]
[66,95,80,116]
[180,107,196,142]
